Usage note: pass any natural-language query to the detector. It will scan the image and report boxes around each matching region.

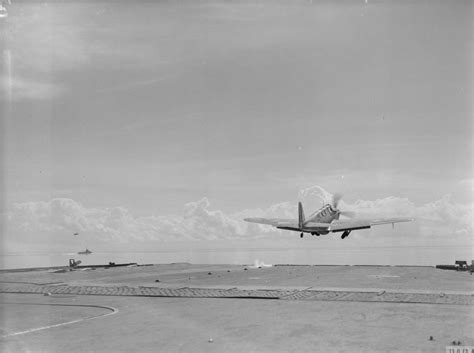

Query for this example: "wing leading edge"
[243,218,295,227]
[329,217,414,232]
[244,217,413,233]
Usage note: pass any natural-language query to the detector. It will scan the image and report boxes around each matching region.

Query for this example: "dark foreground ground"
[1,264,473,352]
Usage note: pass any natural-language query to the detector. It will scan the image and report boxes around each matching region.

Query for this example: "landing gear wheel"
[300,233,304,238]
[341,231,351,239]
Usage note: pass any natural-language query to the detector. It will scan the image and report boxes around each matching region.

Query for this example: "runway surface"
[1,264,472,352]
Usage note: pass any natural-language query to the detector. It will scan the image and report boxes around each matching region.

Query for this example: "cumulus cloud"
[3,186,473,242]
[4,197,251,242]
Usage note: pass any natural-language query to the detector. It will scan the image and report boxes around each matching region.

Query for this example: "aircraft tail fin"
[298,202,305,229]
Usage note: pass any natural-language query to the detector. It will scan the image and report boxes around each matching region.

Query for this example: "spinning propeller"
[330,193,355,219]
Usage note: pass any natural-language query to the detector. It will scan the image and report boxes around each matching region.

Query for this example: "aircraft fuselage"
[306,204,339,224]
[277,204,338,235]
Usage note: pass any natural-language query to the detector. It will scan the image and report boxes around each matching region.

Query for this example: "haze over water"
[2,244,472,270]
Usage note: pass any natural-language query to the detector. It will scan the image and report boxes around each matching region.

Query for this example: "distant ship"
[78,248,92,255]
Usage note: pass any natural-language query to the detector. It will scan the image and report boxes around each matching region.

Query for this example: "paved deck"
[1,264,472,352]
[0,282,472,305]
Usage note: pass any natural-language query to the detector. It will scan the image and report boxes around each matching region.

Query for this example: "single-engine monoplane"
[244,194,413,239]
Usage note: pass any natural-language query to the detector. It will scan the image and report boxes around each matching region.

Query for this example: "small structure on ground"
[436,260,473,272]
[69,259,82,268]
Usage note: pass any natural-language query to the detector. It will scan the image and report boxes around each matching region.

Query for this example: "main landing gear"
[302,232,322,238]
[341,230,351,239]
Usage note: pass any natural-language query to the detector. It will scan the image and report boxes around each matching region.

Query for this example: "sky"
[0,0,472,267]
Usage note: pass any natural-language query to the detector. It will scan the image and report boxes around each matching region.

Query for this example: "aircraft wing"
[243,218,331,232]
[301,222,331,232]
[244,218,297,227]
[329,217,414,232]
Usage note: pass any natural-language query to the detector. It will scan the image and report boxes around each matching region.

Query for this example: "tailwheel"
[300,233,304,238]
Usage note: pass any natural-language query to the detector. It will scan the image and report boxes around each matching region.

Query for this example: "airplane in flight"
[244,194,413,239]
